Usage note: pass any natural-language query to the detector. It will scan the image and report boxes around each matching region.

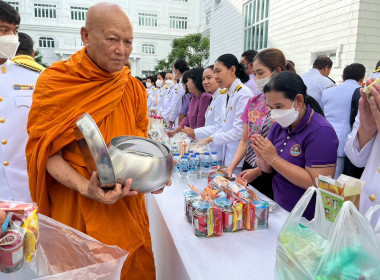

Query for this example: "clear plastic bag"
[275,187,328,280]
[316,202,380,279]
[1,214,128,280]
[364,205,380,240]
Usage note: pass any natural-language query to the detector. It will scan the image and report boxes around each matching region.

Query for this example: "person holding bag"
[252,71,338,220]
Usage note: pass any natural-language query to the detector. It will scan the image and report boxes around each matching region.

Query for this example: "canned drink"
[222,209,234,232]
[193,210,208,236]
[0,229,25,273]
[253,200,270,229]
[212,207,223,236]
[184,190,200,223]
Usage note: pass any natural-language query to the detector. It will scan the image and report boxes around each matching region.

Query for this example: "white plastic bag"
[316,201,380,279]
[364,204,380,240]
[275,187,328,280]
[1,214,128,280]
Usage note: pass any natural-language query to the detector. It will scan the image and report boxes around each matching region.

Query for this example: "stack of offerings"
[317,174,365,223]
[0,201,39,273]
[184,176,270,237]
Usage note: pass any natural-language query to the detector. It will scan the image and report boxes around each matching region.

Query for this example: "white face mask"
[146,82,152,88]
[271,100,299,128]
[156,79,163,88]
[255,70,276,93]
[0,34,20,59]
[172,71,176,79]
[165,79,175,88]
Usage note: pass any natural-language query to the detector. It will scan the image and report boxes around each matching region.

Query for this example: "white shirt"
[322,79,360,157]
[301,68,335,106]
[168,82,186,123]
[162,84,177,122]
[147,86,158,108]
[212,79,253,167]
[0,59,40,202]
[194,89,223,160]
[150,86,165,114]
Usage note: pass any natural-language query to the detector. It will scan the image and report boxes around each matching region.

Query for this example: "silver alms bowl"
[74,113,173,193]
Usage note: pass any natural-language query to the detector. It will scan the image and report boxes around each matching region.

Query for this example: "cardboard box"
[317,175,365,223]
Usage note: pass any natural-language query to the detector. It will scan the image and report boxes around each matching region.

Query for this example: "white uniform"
[194,89,223,161]
[212,79,253,168]
[168,82,186,126]
[0,59,40,202]
[344,71,380,227]
[147,86,158,108]
[149,86,165,115]
[321,79,360,178]
[301,68,335,106]
[162,84,177,122]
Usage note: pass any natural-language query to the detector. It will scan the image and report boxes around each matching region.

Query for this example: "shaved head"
[81,2,134,73]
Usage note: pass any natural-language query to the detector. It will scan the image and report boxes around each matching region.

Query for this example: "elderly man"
[26,3,166,279]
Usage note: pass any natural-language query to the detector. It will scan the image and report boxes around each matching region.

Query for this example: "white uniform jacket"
[301,68,335,106]
[212,79,253,167]
[162,84,177,122]
[147,86,158,108]
[168,82,186,125]
[194,89,223,160]
[0,59,40,202]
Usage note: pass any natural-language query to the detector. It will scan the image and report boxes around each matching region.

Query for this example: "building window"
[142,44,155,54]
[34,3,57,18]
[5,2,19,11]
[243,0,269,51]
[205,9,211,26]
[169,16,188,29]
[138,13,158,27]
[39,37,55,48]
[71,6,88,21]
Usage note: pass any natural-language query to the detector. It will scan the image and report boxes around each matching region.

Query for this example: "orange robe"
[26,48,154,279]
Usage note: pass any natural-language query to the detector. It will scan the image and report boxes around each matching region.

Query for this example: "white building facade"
[203,0,380,82]
[9,0,203,77]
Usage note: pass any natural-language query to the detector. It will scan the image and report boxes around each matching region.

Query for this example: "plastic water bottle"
[195,153,201,170]
[202,152,211,178]
[172,145,178,154]
[180,156,189,180]
[188,154,197,184]
[173,153,180,177]
[211,152,218,167]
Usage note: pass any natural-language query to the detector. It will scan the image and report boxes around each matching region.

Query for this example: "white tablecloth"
[146,178,289,280]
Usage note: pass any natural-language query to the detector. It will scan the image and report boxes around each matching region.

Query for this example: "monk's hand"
[83,172,138,204]
[151,180,172,194]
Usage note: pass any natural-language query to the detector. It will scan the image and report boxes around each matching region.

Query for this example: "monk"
[26,3,168,279]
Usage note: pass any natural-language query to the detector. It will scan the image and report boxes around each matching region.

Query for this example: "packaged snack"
[192,200,211,236]
[232,203,244,232]
[184,190,200,223]
[243,202,256,231]
[253,200,270,229]
[215,197,234,232]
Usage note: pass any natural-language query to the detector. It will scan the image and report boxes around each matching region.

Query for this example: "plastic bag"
[1,214,128,280]
[316,201,380,279]
[364,205,380,240]
[275,187,328,280]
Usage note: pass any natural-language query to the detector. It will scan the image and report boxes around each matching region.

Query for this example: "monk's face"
[81,6,133,73]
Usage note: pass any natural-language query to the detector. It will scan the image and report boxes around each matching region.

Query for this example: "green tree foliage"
[34,49,50,68]
[154,33,209,72]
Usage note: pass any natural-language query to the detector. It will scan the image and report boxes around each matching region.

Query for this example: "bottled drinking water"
[211,152,218,167]
[188,154,197,184]
[201,152,211,178]
[180,156,189,180]
[173,153,180,176]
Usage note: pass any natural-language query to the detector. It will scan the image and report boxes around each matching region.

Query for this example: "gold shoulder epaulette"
[13,61,44,73]
[236,84,243,92]
[374,66,380,73]
[219,88,228,94]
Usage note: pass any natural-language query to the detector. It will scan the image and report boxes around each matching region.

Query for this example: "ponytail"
[305,95,325,117]
[285,61,296,73]
[236,63,250,83]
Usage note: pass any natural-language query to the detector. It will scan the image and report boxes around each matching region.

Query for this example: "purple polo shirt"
[180,92,212,129]
[267,105,338,220]
[179,93,191,115]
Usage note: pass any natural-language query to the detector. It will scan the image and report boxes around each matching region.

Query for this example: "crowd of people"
[1,1,380,279]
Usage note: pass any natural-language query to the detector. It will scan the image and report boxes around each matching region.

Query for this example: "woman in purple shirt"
[252,71,338,220]
[167,68,212,136]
